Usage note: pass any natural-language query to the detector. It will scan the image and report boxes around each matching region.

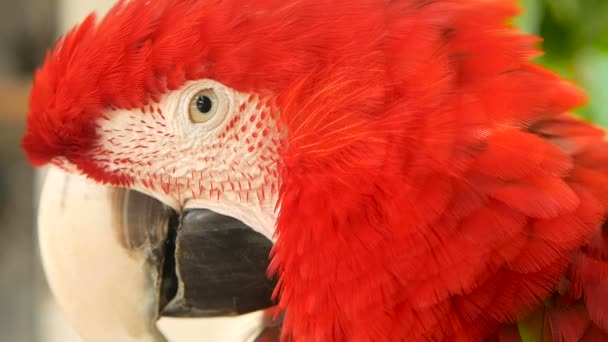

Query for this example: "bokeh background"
[516,0,608,126]
[0,1,606,341]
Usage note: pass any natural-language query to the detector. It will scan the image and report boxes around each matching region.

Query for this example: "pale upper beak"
[37,167,280,341]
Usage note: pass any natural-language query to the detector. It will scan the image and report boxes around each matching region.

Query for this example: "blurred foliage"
[515,0,608,126]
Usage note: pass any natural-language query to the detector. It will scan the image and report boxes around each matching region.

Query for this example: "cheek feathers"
[91,91,283,208]
[93,104,175,173]
[217,93,281,163]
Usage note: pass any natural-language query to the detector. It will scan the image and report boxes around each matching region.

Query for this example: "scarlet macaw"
[23,0,608,341]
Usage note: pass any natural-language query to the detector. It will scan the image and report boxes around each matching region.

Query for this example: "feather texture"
[271,1,608,341]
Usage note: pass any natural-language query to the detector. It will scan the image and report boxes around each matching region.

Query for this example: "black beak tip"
[160,209,277,317]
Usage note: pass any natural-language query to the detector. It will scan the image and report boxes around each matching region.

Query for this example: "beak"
[38,167,278,342]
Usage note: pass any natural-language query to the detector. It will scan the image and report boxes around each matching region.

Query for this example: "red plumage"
[21,0,608,341]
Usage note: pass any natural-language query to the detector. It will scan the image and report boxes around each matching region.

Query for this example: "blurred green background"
[516,0,608,126]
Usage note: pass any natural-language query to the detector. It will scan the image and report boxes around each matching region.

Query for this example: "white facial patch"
[93,79,282,239]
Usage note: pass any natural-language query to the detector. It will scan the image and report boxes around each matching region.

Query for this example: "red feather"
[272,1,606,341]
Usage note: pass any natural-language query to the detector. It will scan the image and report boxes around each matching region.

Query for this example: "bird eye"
[189,89,219,123]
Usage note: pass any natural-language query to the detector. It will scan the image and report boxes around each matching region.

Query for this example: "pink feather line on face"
[91,91,281,207]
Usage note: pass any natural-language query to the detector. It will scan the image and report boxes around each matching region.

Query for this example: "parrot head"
[23,0,600,341]
[23,0,387,236]
[23,0,394,339]
[22,0,292,237]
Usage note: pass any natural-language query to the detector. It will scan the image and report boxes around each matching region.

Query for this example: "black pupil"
[196,95,213,114]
